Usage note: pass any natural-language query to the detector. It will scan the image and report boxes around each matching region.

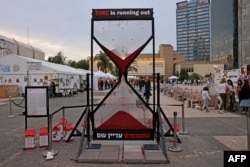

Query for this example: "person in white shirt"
[202,86,211,112]
[218,78,229,113]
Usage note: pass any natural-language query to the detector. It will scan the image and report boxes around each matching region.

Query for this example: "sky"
[0,0,183,61]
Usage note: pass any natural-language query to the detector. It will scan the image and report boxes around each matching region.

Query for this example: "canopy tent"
[94,70,108,78]
[0,54,87,94]
[106,72,117,79]
[168,76,179,80]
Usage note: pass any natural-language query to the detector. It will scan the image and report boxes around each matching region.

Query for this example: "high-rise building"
[210,0,238,69]
[238,0,250,68]
[176,0,210,62]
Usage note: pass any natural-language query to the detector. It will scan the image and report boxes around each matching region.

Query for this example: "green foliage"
[94,51,113,73]
[204,73,211,78]
[68,60,77,68]
[47,51,89,70]
[179,69,188,81]
[188,72,202,80]
[47,51,66,64]
[76,59,89,70]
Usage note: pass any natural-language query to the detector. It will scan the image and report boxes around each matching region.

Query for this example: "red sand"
[97,110,148,130]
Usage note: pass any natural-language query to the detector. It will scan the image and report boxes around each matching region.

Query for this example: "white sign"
[27,62,42,71]
[26,87,47,116]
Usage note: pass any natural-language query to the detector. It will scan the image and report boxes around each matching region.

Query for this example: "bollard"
[7,96,15,118]
[179,102,189,135]
[42,114,58,159]
[168,111,182,152]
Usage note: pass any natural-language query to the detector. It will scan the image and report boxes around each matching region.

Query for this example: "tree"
[76,59,89,70]
[94,51,113,73]
[179,69,188,81]
[68,60,77,68]
[48,51,66,64]
[188,72,202,80]
[128,61,138,73]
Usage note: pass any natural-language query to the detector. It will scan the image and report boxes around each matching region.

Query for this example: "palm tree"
[128,61,138,73]
[94,51,113,73]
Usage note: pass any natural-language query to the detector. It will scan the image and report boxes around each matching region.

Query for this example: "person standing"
[240,79,250,114]
[237,79,244,110]
[227,79,236,112]
[50,81,56,97]
[144,76,151,103]
[218,78,229,113]
[201,86,211,112]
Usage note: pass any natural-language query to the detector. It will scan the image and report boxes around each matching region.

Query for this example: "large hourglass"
[91,10,155,140]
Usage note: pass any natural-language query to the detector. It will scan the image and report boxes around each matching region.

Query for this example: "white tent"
[0,54,87,95]
[168,76,179,80]
[106,72,117,79]
[94,70,108,78]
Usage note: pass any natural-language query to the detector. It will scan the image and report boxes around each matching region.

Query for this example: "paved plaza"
[0,87,249,167]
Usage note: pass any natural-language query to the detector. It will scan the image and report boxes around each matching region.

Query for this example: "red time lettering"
[95,10,109,16]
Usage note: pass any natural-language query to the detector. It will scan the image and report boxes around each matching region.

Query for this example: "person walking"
[218,78,229,114]
[227,79,236,112]
[143,76,151,103]
[201,86,211,112]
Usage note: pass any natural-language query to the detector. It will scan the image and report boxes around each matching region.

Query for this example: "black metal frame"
[25,86,49,129]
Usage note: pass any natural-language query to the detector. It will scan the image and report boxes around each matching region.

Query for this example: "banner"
[92,8,153,20]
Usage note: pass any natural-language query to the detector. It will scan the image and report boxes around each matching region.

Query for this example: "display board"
[25,86,49,117]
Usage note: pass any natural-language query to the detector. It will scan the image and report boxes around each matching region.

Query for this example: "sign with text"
[93,130,154,140]
[25,86,48,116]
[92,8,153,20]
[224,151,250,167]
[27,62,42,71]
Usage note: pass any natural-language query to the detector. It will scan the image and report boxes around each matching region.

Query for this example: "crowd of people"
[201,77,250,114]
[97,78,117,90]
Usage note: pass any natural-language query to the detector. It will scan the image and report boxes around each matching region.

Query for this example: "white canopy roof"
[168,76,179,80]
[0,54,87,75]
[106,72,117,79]
[94,70,108,78]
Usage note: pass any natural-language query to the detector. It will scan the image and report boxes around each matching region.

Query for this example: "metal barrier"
[167,103,189,135]
[8,96,25,118]
[168,112,182,152]
[42,104,88,159]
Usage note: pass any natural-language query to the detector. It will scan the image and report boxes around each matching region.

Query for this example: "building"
[210,0,238,69]
[238,0,250,67]
[0,35,45,60]
[132,44,185,79]
[175,61,224,77]
[176,0,210,62]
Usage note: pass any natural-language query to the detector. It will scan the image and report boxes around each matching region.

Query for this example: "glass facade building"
[176,0,210,62]
[211,0,238,69]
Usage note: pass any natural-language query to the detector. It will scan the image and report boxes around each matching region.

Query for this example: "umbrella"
[168,76,179,80]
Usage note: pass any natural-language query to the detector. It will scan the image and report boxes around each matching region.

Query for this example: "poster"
[26,87,48,116]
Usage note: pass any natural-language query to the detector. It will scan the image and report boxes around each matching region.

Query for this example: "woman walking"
[201,86,210,112]
[218,78,229,114]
